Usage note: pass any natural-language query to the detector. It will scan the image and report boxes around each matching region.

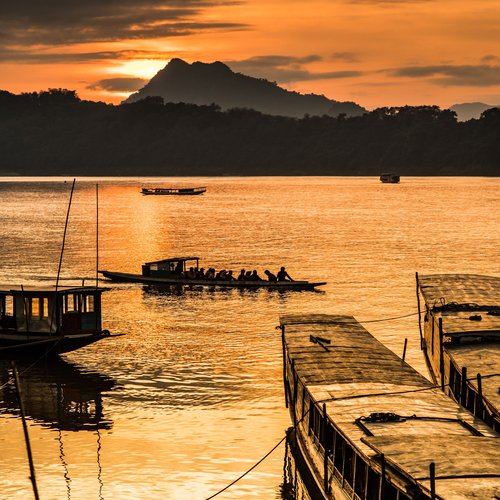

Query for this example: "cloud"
[388,64,500,86]
[331,52,360,63]
[225,55,363,83]
[87,77,148,92]
[0,49,176,64]
[0,1,246,47]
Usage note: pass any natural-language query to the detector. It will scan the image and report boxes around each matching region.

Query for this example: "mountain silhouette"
[124,58,366,118]
[449,102,500,121]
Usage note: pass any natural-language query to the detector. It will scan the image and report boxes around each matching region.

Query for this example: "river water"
[0,176,498,499]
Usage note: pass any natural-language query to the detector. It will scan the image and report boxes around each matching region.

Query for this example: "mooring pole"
[401,338,408,365]
[12,363,40,500]
[323,403,329,494]
[378,453,386,500]
[281,325,288,408]
[429,462,436,499]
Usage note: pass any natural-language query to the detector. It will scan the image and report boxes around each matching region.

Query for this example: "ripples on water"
[0,176,498,499]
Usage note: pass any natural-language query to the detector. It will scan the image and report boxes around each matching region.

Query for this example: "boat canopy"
[0,285,106,334]
[144,257,200,266]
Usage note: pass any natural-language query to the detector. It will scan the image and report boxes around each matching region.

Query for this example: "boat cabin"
[142,257,200,278]
[0,286,105,335]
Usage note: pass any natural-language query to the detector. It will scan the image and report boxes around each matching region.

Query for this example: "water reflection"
[280,428,312,500]
[0,357,116,431]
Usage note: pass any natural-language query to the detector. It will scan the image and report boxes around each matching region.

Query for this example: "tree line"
[0,88,499,176]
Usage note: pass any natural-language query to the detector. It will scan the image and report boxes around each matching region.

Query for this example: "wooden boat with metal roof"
[280,314,500,499]
[0,285,119,357]
[100,257,326,291]
[416,273,500,432]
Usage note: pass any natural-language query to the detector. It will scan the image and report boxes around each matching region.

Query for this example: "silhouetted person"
[264,270,277,282]
[245,271,253,280]
[237,269,246,281]
[226,270,235,281]
[175,261,183,274]
[196,267,205,279]
[250,270,263,281]
[277,266,293,281]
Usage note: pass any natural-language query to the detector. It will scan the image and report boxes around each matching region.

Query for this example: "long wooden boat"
[0,285,120,358]
[100,257,326,291]
[379,173,400,183]
[280,314,500,499]
[141,186,206,195]
[416,273,500,432]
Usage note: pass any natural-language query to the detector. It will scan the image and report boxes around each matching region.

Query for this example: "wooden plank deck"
[418,274,500,431]
[281,314,500,499]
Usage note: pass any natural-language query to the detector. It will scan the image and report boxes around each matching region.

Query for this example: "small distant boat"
[100,257,326,291]
[0,285,120,358]
[141,187,206,196]
[379,173,400,183]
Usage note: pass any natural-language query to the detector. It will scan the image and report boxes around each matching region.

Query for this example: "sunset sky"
[1,0,500,109]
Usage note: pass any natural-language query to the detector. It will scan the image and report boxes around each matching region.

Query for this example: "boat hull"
[0,331,114,358]
[99,270,326,290]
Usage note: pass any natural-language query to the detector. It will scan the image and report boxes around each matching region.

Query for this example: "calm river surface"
[0,176,498,499]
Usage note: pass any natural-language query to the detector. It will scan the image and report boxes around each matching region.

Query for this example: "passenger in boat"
[196,268,205,279]
[264,270,278,282]
[216,270,227,280]
[206,268,216,280]
[174,261,183,274]
[250,270,263,281]
[277,266,294,281]
[237,269,246,281]
[186,267,197,279]
[226,270,235,281]
[245,270,253,280]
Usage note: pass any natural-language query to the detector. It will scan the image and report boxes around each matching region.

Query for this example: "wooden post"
[438,318,445,390]
[476,373,483,417]
[323,403,329,494]
[416,272,423,346]
[282,325,288,408]
[429,462,436,499]
[401,338,408,365]
[292,360,297,428]
[460,367,467,407]
[12,363,40,500]
[378,454,385,500]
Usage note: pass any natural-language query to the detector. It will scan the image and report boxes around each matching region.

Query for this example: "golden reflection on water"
[0,176,498,499]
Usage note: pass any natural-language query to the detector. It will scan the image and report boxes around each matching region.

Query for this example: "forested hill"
[124,58,366,118]
[0,89,499,176]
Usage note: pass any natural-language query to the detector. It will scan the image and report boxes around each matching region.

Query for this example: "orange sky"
[1,0,500,109]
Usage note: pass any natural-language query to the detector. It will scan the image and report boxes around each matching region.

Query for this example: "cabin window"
[31,298,41,319]
[42,298,49,318]
[334,433,345,475]
[325,421,334,452]
[150,264,158,271]
[83,294,95,313]
[384,480,398,500]
[343,445,354,486]
[2,296,14,316]
[366,468,380,500]
[354,453,367,498]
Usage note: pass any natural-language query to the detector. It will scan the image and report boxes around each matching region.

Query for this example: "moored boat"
[416,273,500,431]
[0,285,119,358]
[379,173,400,183]
[280,314,500,499]
[141,186,206,195]
[100,257,326,291]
